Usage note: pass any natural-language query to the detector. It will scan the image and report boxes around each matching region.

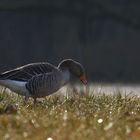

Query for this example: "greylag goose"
[0,59,87,103]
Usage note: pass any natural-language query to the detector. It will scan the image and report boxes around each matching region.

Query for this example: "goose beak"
[80,74,87,85]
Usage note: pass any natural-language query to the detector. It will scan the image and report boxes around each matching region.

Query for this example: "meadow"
[0,86,140,140]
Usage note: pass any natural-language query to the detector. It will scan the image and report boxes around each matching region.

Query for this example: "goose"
[0,59,87,103]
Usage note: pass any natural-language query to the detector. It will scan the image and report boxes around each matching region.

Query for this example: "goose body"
[0,59,87,103]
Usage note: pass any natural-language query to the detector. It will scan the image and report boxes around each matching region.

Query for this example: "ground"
[0,87,140,140]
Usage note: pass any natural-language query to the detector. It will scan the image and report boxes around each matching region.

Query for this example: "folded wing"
[0,62,57,82]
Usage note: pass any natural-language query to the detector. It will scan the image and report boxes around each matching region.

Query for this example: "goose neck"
[61,69,70,85]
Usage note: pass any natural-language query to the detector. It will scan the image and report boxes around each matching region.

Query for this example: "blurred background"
[0,0,140,83]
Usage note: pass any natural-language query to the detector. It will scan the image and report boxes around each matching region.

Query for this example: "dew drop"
[97,118,103,123]
[109,111,112,114]
[47,137,53,140]
[63,110,68,121]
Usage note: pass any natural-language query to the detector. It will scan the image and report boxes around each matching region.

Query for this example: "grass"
[0,87,140,140]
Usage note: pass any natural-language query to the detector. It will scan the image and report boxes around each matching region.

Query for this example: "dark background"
[0,0,140,83]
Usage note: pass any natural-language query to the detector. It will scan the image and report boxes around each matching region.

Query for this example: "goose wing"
[0,62,57,82]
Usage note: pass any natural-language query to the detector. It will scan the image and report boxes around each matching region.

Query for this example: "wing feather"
[0,62,57,82]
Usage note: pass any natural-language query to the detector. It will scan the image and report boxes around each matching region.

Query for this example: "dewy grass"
[0,87,140,140]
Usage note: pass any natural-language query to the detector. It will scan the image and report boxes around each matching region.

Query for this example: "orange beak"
[80,74,87,85]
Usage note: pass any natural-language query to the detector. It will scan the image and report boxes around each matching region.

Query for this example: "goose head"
[58,59,87,85]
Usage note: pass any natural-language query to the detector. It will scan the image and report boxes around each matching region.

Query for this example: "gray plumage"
[0,59,87,103]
